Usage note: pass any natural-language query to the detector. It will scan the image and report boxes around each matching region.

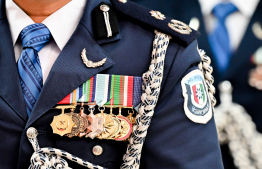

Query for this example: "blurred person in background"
[133,0,262,169]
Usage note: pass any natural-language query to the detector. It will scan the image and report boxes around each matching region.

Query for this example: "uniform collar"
[79,0,121,44]
[5,0,86,50]
[199,0,259,18]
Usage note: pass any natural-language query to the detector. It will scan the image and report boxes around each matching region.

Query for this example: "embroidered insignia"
[81,48,107,68]
[118,0,127,3]
[181,70,212,124]
[253,22,262,40]
[168,19,192,35]
[150,10,166,20]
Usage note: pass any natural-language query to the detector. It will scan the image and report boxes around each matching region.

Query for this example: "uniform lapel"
[26,0,116,127]
[26,25,115,127]
[0,0,28,121]
[225,1,262,79]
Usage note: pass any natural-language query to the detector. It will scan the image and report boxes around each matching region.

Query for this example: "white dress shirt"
[5,0,86,83]
[199,0,260,51]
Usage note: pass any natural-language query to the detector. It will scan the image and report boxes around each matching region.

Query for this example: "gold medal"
[108,116,121,140]
[107,107,122,140]
[115,115,132,141]
[96,107,118,139]
[50,105,76,136]
[65,112,84,138]
[114,108,132,141]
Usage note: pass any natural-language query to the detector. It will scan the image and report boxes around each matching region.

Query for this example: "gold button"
[92,145,103,156]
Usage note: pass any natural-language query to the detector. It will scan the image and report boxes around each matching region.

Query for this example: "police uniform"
[134,0,262,169]
[0,0,223,168]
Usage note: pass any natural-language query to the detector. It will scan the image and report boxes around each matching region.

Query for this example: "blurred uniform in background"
[133,0,262,169]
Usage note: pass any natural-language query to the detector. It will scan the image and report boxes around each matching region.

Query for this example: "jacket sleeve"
[140,40,224,169]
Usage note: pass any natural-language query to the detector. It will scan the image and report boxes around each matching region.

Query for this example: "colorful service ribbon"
[95,74,110,107]
[104,75,134,107]
[80,75,97,103]
[58,86,83,105]
[58,74,142,107]
[133,77,143,107]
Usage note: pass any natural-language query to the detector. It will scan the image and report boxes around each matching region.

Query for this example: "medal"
[65,112,85,138]
[50,105,76,136]
[115,108,132,141]
[87,103,103,139]
[107,107,121,140]
[96,107,119,139]
[78,103,92,137]
[52,74,143,141]
[103,75,137,140]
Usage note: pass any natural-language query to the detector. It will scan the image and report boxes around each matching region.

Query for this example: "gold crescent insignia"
[81,48,107,68]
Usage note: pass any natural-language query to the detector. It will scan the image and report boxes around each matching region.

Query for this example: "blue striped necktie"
[208,3,238,73]
[17,23,52,116]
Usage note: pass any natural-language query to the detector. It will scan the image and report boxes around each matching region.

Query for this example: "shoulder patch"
[181,69,212,124]
[110,0,200,46]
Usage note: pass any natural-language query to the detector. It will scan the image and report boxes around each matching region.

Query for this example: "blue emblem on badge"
[181,70,212,124]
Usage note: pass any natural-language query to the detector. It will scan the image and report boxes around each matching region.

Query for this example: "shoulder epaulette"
[110,0,200,46]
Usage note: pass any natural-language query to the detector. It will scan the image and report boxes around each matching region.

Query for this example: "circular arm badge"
[181,70,212,124]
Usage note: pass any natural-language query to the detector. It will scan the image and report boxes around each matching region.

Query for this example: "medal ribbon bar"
[51,74,142,141]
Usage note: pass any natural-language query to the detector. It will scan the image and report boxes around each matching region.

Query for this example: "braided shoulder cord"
[215,81,262,169]
[27,31,171,169]
[121,31,171,169]
[28,135,105,169]
[197,48,262,168]
[197,49,216,107]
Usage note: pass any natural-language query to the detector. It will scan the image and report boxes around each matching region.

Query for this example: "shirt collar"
[233,0,260,18]
[199,0,260,18]
[6,0,34,46]
[6,0,86,50]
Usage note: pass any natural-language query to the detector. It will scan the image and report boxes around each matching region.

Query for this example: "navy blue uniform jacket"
[133,0,262,168]
[0,0,223,168]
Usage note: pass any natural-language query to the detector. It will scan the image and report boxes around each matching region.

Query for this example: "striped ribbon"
[57,87,83,105]
[83,75,97,103]
[58,74,142,107]
[58,76,97,104]
[104,75,135,107]
[133,77,142,107]
[95,74,110,107]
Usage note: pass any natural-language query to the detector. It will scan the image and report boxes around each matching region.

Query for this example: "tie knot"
[19,23,52,52]
[212,3,238,21]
